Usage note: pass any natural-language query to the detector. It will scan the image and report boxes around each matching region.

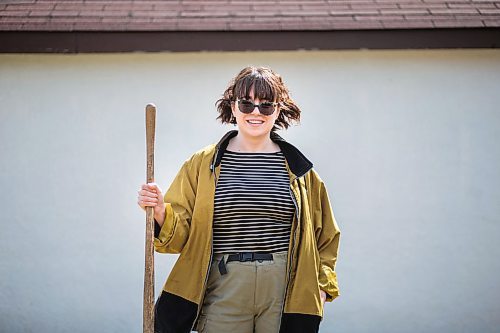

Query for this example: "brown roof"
[1,0,500,32]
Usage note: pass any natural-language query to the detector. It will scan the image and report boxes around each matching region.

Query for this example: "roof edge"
[0,28,499,53]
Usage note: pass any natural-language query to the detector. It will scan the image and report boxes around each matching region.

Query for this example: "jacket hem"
[154,291,323,333]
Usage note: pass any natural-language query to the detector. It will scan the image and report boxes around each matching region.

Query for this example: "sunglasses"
[236,98,278,116]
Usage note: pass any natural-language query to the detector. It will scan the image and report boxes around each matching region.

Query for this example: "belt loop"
[218,255,228,275]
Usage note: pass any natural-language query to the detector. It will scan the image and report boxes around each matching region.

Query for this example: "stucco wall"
[1,49,499,333]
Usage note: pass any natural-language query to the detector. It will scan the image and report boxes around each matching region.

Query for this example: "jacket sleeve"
[312,170,341,302]
[153,153,199,254]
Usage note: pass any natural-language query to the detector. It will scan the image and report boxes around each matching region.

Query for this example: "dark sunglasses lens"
[239,100,254,113]
[259,103,275,115]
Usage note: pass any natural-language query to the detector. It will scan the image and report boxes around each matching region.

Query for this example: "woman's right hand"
[137,182,166,227]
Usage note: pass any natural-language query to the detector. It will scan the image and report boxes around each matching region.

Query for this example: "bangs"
[234,74,277,102]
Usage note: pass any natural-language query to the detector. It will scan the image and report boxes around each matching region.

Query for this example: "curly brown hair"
[215,66,301,132]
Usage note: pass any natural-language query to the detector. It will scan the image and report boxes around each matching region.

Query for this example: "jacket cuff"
[319,267,340,302]
[153,203,175,248]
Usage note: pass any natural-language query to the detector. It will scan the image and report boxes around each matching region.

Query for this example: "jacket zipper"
[277,174,300,333]
[190,146,219,331]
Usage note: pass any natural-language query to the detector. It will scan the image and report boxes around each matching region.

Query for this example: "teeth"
[247,120,264,124]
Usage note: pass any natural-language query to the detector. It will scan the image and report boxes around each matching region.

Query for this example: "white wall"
[1,49,499,333]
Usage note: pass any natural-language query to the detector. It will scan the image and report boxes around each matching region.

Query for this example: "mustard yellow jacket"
[153,130,340,333]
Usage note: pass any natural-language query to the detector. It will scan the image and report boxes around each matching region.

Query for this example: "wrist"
[154,207,166,227]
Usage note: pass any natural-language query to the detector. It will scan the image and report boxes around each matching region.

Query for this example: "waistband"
[215,251,288,275]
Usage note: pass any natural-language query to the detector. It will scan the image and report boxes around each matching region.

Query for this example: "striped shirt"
[212,149,296,254]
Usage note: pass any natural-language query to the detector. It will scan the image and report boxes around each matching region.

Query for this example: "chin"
[239,125,272,136]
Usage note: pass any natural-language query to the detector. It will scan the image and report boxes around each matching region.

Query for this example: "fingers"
[138,196,159,206]
[138,188,158,198]
[141,182,163,195]
[320,290,327,305]
[137,183,163,208]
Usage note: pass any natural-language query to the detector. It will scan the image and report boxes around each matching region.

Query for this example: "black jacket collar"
[211,130,313,178]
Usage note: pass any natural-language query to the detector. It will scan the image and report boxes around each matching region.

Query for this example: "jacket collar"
[210,129,313,178]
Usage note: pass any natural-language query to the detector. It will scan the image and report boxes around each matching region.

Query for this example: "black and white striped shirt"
[213,150,296,254]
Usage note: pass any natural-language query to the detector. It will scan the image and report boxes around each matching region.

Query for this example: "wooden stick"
[144,103,156,333]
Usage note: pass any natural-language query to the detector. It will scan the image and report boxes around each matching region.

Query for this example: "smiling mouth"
[246,120,265,125]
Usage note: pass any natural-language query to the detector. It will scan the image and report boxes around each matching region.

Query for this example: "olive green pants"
[195,251,288,333]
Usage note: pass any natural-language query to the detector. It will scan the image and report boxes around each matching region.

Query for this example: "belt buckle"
[239,252,253,262]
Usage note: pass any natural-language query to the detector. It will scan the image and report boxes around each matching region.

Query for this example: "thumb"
[147,182,163,195]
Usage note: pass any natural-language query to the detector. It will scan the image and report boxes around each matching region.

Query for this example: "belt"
[218,252,274,275]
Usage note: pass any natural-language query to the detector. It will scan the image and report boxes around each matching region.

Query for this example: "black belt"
[218,252,274,275]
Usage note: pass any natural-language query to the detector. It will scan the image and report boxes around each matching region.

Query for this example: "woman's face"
[231,87,280,138]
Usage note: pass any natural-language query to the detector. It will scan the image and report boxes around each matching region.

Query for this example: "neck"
[229,132,278,153]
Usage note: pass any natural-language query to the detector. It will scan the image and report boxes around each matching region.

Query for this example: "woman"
[137,66,340,333]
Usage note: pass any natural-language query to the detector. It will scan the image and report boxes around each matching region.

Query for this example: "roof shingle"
[1,0,499,31]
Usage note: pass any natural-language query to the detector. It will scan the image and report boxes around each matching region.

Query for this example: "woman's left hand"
[320,290,327,305]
